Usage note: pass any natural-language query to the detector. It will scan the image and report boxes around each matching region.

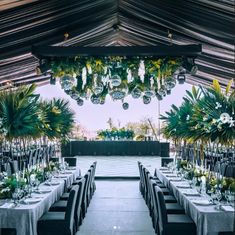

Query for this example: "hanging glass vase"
[110,74,122,87]
[165,77,176,90]
[60,75,75,91]
[156,94,163,101]
[157,86,167,97]
[70,92,80,100]
[131,86,142,99]
[92,75,104,95]
[91,94,101,104]
[144,88,155,98]
[143,95,151,104]
[110,61,123,87]
[109,83,128,100]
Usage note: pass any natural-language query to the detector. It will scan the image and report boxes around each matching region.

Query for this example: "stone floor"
[75,156,161,177]
[76,180,155,235]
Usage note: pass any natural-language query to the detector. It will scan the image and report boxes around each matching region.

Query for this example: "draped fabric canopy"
[0,0,234,88]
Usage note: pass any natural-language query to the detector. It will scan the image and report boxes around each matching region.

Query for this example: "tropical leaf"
[40,98,75,140]
[0,84,42,141]
[225,80,233,95]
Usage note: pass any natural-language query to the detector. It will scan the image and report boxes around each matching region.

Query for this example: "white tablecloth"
[156,168,235,235]
[0,168,80,235]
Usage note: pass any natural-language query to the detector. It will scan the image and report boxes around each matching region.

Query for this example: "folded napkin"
[161,171,173,174]
[0,203,15,208]
[221,205,234,212]
[169,178,182,182]
[55,175,67,178]
[191,200,211,206]
[166,174,178,177]
[68,167,76,170]
[184,192,201,197]
[176,185,191,189]
[60,171,73,174]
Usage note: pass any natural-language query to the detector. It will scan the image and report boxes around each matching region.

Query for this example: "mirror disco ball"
[122,102,129,110]
[77,98,84,106]
[143,95,151,104]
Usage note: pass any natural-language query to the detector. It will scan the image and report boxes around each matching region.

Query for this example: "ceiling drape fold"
[0,0,234,87]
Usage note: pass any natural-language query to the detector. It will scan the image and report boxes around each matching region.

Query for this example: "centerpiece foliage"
[97,127,134,140]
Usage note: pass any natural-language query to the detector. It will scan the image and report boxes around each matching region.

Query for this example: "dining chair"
[37,185,78,235]
[137,161,144,194]
[0,228,17,235]
[49,178,85,231]
[63,157,77,167]
[155,185,196,235]
[90,161,97,196]
[218,232,234,235]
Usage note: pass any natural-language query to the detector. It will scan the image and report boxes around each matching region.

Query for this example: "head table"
[156,168,234,235]
[0,168,80,235]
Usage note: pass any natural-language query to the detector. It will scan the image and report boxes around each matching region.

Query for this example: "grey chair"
[150,180,185,233]
[64,157,77,167]
[0,228,17,235]
[49,178,85,231]
[155,186,196,235]
[37,185,78,235]
[90,161,97,196]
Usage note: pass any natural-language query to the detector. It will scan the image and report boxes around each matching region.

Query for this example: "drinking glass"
[35,179,40,190]
[12,188,21,205]
[224,190,230,205]
[228,192,235,206]
[214,189,222,210]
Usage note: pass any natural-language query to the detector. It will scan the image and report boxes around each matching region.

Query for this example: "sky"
[36,81,193,132]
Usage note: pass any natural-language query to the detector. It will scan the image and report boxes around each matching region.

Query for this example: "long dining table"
[0,168,80,235]
[156,168,234,235]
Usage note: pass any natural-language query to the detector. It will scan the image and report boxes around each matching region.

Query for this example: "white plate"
[45,181,60,186]
[36,189,51,194]
[23,198,41,204]
[176,185,191,189]
[169,178,182,182]
[192,200,212,206]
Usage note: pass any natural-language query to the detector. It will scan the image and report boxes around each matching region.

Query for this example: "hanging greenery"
[49,56,185,107]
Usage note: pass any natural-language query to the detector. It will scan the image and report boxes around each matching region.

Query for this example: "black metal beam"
[32,44,202,58]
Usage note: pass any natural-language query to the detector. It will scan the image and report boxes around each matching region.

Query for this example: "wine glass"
[210,191,217,205]
[12,188,20,205]
[35,179,40,191]
[228,191,235,206]
[224,190,230,205]
[215,189,222,210]
[45,172,52,182]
